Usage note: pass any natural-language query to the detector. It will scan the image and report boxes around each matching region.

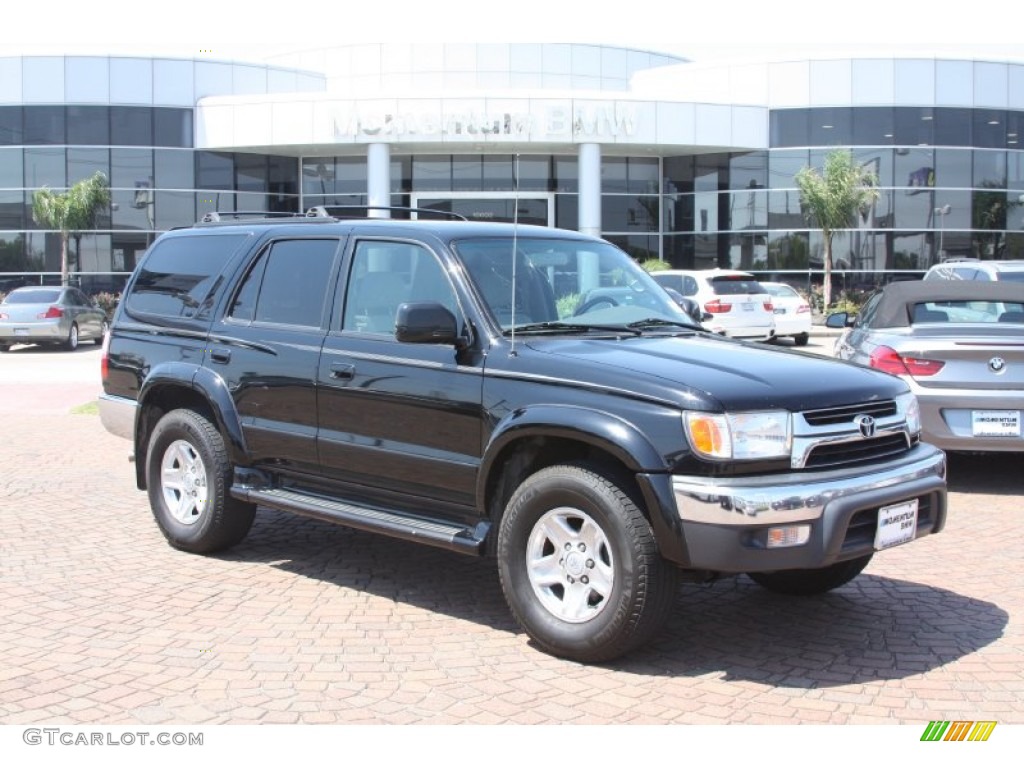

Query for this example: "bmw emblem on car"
[854,414,877,438]
[989,356,1006,373]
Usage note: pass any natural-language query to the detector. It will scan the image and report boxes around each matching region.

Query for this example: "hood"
[522,333,907,412]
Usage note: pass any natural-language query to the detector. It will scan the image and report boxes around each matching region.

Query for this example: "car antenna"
[509,153,520,357]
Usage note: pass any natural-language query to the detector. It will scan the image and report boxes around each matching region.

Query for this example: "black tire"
[94,319,109,345]
[0,344,9,353]
[793,332,810,347]
[146,408,256,554]
[64,323,79,351]
[497,463,678,663]
[747,554,873,596]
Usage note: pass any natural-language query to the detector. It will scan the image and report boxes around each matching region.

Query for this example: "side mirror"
[825,312,855,328]
[395,302,465,347]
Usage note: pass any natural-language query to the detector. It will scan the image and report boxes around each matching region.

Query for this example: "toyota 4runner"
[99,210,947,663]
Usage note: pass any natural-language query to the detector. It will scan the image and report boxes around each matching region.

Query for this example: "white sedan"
[760,282,812,346]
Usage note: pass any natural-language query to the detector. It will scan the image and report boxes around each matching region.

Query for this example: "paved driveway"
[1,343,1022,726]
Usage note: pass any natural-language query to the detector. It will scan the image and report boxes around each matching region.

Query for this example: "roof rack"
[199,211,310,224]
[305,205,468,221]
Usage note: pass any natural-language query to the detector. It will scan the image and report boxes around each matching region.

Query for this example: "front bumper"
[669,443,947,573]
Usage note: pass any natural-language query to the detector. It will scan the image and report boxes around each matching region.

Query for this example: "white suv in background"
[923,258,1024,283]
[652,269,775,340]
[760,282,813,346]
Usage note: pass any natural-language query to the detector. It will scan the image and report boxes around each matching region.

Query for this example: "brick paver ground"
[1,344,1022,725]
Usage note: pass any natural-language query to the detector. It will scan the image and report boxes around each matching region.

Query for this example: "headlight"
[896,392,921,436]
[683,411,792,461]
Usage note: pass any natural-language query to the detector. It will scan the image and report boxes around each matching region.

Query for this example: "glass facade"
[658,106,1024,289]
[4,97,1024,295]
[0,105,300,292]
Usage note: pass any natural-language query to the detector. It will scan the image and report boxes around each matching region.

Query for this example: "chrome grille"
[802,400,898,426]
[792,399,911,470]
[804,433,910,469]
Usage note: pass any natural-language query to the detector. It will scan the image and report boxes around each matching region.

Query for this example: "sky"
[7,0,1024,65]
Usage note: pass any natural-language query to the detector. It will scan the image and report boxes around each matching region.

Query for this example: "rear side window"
[709,276,765,295]
[126,233,249,318]
[229,239,339,328]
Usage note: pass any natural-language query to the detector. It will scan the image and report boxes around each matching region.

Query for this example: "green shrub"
[91,291,120,320]
[557,292,581,319]
[640,258,671,273]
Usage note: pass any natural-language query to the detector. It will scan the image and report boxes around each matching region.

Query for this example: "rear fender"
[135,363,246,486]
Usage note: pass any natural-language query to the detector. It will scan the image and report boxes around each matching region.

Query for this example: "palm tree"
[32,171,112,286]
[795,151,879,311]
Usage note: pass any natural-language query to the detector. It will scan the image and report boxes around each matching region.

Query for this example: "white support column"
[577,143,602,238]
[367,143,391,218]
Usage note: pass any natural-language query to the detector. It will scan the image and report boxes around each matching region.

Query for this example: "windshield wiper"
[503,323,614,337]
[626,318,702,331]
[507,318,700,336]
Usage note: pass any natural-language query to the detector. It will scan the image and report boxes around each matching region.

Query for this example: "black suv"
[100,211,947,662]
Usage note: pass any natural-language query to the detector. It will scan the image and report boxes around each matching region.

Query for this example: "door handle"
[329,362,355,380]
[210,347,231,364]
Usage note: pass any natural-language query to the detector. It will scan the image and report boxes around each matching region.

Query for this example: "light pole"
[934,204,951,261]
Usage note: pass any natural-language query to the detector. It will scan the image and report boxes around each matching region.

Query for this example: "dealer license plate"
[874,499,918,550]
[740,301,754,312]
[971,410,1021,437]
[14,328,29,336]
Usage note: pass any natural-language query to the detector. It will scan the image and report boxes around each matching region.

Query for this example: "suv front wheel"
[146,409,256,554]
[497,463,678,663]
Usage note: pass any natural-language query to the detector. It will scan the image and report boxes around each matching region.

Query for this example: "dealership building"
[3,43,1024,292]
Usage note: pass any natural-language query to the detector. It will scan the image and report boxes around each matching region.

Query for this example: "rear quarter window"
[653,274,683,293]
[125,233,249,319]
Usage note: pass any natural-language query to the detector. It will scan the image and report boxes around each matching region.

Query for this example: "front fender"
[477,404,668,506]
[478,404,687,562]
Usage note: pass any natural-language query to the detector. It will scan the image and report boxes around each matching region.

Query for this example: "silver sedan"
[0,286,108,352]
[827,280,1024,453]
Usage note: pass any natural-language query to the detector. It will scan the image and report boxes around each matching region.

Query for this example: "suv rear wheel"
[146,409,255,553]
[497,463,678,663]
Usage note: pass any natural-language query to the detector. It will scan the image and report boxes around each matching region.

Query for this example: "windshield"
[451,237,691,330]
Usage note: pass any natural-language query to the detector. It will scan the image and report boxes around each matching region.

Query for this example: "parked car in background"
[652,269,775,340]
[827,280,1024,453]
[0,286,108,352]
[923,258,1024,283]
[760,282,813,346]
[662,287,711,327]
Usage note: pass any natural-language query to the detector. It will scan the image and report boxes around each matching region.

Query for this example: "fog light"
[766,525,811,548]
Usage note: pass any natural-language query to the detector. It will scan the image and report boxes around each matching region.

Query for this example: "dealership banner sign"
[329,102,639,141]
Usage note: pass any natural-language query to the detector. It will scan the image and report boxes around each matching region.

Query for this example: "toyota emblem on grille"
[854,414,877,437]
[989,356,1006,373]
